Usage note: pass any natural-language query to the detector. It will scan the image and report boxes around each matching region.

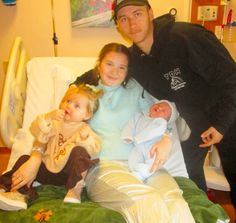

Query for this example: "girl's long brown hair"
[94,42,131,86]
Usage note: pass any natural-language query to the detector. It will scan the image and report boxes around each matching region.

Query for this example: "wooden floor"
[0,147,235,222]
[0,147,10,175]
[210,189,236,223]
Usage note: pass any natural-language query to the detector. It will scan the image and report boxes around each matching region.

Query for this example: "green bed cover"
[0,177,229,223]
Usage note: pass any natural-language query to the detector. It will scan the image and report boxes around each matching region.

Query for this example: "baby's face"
[149,102,171,120]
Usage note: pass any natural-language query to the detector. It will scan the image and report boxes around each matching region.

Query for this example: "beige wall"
[53,0,191,57]
[0,0,191,59]
[0,1,54,146]
[223,0,236,60]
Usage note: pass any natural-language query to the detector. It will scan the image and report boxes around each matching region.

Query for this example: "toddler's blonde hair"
[60,84,103,115]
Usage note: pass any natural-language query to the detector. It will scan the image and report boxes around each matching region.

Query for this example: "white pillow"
[176,116,191,142]
[209,146,222,168]
[23,57,97,128]
[52,65,78,107]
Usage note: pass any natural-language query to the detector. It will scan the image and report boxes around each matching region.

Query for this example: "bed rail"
[0,37,28,148]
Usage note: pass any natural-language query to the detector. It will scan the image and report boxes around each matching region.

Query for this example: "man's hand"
[149,135,172,172]
[200,126,223,148]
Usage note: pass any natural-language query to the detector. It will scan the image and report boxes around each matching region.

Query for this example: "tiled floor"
[0,147,235,222]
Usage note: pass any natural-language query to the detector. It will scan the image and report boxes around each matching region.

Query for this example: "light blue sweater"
[90,78,153,160]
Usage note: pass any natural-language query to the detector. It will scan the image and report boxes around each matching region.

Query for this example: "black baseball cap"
[113,0,151,19]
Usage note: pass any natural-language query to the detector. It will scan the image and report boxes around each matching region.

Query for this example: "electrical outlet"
[197,6,218,21]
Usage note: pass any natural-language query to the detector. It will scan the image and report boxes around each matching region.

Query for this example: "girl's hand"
[46,109,65,121]
[11,155,41,191]
[200,126,223,148]
[149,135,172,172]
[79,126,89,141]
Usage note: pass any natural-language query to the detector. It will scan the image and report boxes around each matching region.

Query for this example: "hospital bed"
[0,37,230,223]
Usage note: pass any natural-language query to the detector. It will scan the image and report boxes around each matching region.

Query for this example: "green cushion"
[0,177,229,223]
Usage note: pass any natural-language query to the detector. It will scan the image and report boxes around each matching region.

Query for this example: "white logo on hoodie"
[164,68,186,91]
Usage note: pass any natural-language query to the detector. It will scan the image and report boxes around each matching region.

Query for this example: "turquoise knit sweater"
[90,78,153,160]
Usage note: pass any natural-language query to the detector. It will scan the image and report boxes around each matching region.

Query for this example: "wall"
[53,0,191,56]
[0,1,54,147]
[0,0,191,59]
[190,0,236,60]
[223,0,236,60]
[191,0,224,33]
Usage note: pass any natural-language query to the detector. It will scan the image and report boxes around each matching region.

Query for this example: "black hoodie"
[130,14,236,137]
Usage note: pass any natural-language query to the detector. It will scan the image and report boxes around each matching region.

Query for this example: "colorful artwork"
[70,0,114,28]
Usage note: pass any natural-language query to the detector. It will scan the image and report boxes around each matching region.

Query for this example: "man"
[112,0,236,207]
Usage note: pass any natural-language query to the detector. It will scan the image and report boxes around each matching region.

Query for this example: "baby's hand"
[46,109,65,121]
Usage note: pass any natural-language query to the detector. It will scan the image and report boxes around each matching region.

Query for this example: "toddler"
[0,84,103,210]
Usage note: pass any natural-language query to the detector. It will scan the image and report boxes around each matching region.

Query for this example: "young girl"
[72,43,195,223]
[0,84,103,210]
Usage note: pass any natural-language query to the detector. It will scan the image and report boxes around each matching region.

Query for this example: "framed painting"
[70,0,114,28]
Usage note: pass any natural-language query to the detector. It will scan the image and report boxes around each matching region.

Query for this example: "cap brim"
[114,1,148,15]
